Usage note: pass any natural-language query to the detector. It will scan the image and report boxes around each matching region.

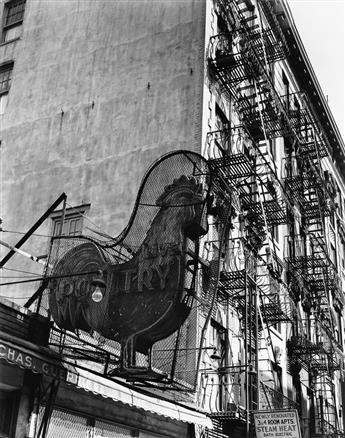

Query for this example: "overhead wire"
[0,269,100,287]
[1,266,43,276]
[0,275,45,279]
[0,291,49,299]
[1,229,54,238]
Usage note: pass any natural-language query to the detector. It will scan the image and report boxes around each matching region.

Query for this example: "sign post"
[253,410,302,438]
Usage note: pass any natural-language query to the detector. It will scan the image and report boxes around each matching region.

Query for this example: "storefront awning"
[0,331,76,382]
[0,331,212,429]
[76,367,213,429]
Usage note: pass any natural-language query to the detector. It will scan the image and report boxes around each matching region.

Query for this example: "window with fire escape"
[216,12,230,37]
[270,225,279,243]
[337,189,342,217]
[215,103,228,132]
[2,0,26,42]
[210,318,226,363]
[330,242,337,269]
[269,138,276,161]
[271,360,282,390]
[335,309,342,345]
[210,318,227,411]
[340,238,345,270]
[282,71,290,110]
[215,103,229,153]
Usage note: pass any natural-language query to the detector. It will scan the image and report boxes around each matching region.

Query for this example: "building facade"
[1,1,345,438]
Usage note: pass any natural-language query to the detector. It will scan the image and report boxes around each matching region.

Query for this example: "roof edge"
[274,0,345,179]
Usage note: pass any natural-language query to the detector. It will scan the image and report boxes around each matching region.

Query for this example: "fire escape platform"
[212,53,249,84]
[286,255,329,274]
[240,198,287,226]
[209,154,254,179]
[218,270,250,296]
[237,93,287,140]
[260,299,292,323]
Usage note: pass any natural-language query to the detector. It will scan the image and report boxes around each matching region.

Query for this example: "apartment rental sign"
[253,410,302,438]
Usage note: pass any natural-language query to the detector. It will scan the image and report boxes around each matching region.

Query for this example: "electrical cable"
[0,275,45,279]
[0,269,100,287]
[1,229,54,238]
[0,291,49,299]
[1,267,43,276]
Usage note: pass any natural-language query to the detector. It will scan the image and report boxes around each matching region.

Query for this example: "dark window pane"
[0,65,13,94]
[0,391,18,436]
[52,215,83,237]
[5,0,26,27]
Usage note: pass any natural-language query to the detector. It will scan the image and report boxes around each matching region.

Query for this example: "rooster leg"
[122,338,136,368]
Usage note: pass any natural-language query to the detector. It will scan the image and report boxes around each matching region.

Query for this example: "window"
[269,138,276,161]
[0,390,19,437]
[337,190,342,217]
[330,242,337,269]
[217,13,228,35]
[0,92,9,116]
[215,103,229,153]
[51,205,90,237]
[39,408,136,438]
[2,0,26,42]
[340,238,345,270]
[0,62,13,94]
[282,71,290,109]
[0,62,13,117]
[271,225,279,243]
[336,310,343,345]
[215,103,228,132]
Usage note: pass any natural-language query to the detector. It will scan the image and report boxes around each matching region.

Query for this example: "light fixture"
[210,348,222,361]
[91,276,106,303]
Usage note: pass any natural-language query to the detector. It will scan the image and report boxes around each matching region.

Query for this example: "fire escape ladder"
[309,170,336,332]
[297,133,342,436]
[257,288,283,394]
[244,256,259,415]
[314,376,341,437]
[210,0,292,143]
[256,0,289,55]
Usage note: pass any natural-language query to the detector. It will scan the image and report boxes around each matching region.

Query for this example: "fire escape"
[284,127,343,438]
[204,1,297,436]
[204,0,344,437]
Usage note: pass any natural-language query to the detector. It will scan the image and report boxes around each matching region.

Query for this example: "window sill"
[0,37,21,47]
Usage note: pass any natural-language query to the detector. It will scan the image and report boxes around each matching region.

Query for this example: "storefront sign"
[0,340,74,382]
[253,410,301,438]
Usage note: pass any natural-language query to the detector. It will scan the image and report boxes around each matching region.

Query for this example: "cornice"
[270,0,345,181]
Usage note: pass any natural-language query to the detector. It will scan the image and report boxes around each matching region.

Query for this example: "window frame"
[2,0,26,43]
[0,390,20,437]
[50,204,90,237]
[0,62,14,96]
[3,0,26,30]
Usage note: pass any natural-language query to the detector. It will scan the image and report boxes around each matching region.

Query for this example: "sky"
[287,0,345,141]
